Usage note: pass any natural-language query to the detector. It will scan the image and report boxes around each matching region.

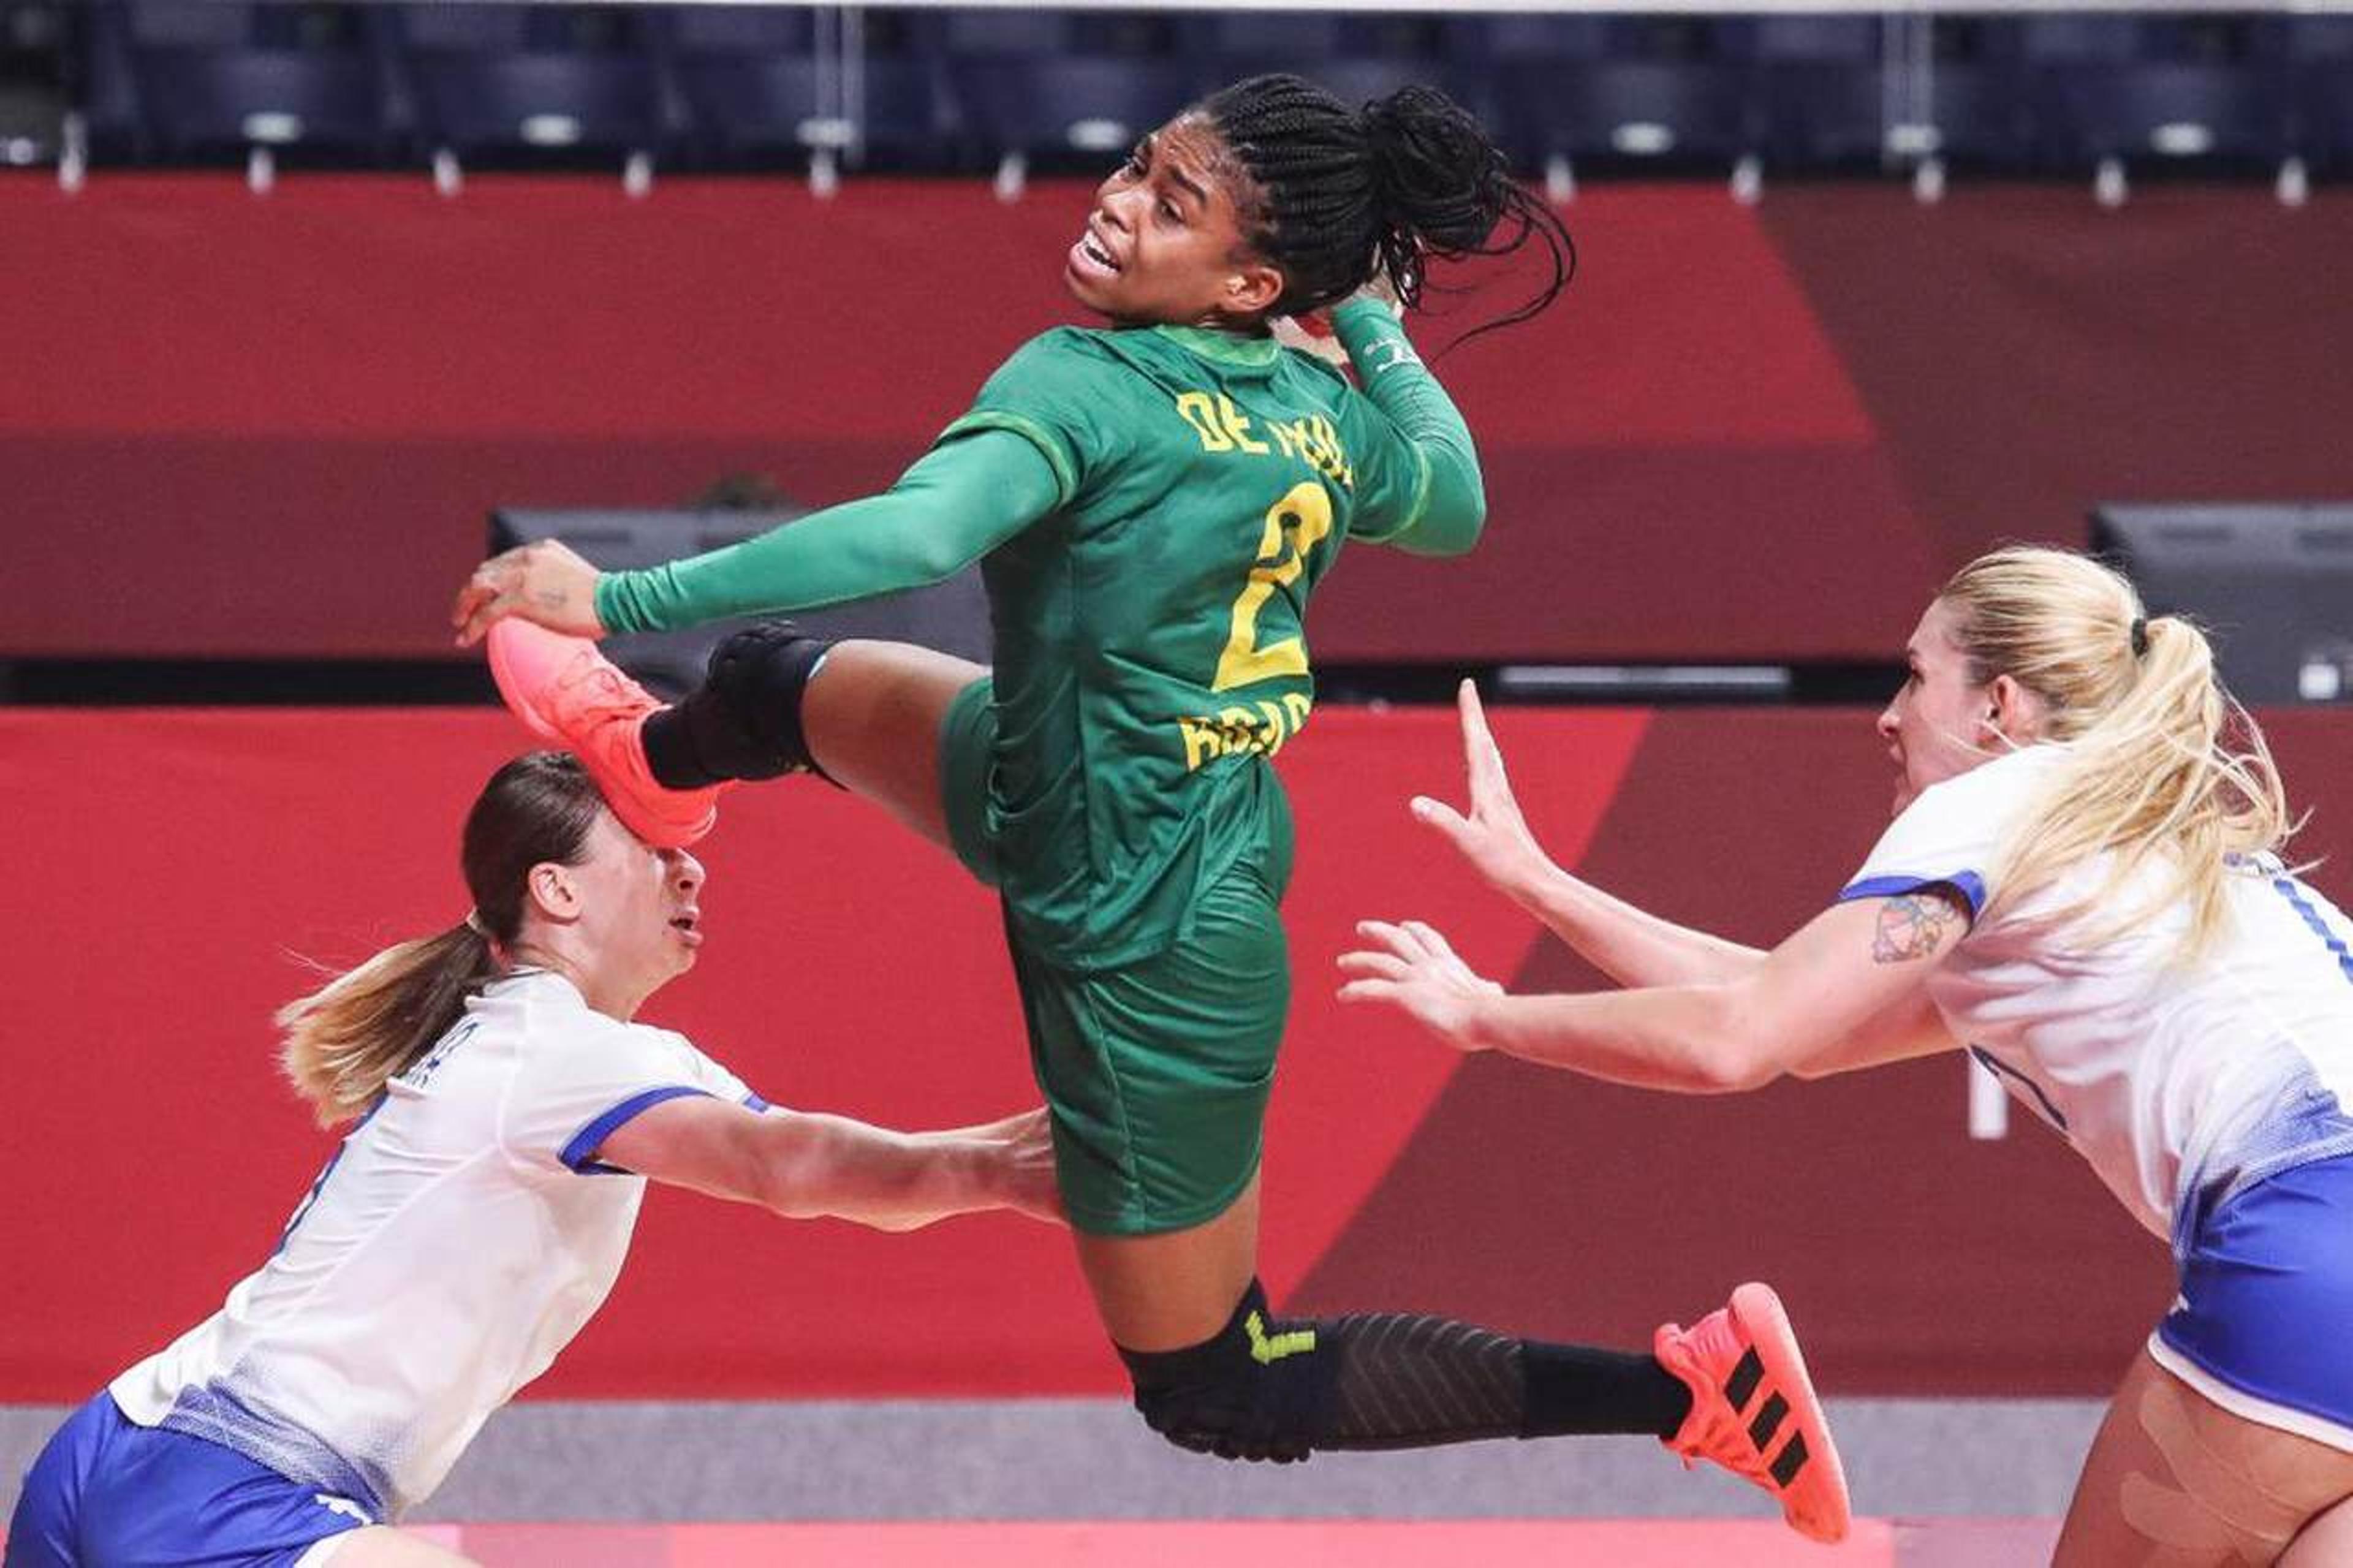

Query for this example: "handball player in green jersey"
[452,74,1847,1540]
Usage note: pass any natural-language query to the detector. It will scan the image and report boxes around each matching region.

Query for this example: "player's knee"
[1116,1281,1331,1464]
[676,622,833,782]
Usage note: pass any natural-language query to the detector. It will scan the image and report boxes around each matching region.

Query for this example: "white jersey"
[1843,745,2353,1249]
[109,969,760,1521]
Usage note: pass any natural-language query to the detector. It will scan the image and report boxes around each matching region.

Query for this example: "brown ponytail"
[277,751,605,1124]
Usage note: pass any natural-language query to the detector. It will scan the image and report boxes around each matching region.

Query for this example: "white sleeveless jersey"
[108,970,760,1521]
[1843,745,2353,1248]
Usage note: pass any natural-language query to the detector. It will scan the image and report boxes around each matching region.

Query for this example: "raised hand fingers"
[1351,919,1427,964]
[1408,792,1471,841]
[1398,920,1482,982]
[452,577,501,646]
[452,550,528,646]
[1457,676,1495,753]
[453,567,515,648]
[1354,919,1461,966]
[450,569,494,633]
[1403,920,1504,994]
[1399,920,1455,960]
[1336,949,1412,983]
[1457,679,1512,797]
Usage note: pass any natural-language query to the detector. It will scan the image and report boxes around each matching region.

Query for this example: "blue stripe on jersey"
[1838,870,1987,917]
[559,1085,714,1175]
[2273,874,2353,986]
[744,1092,772,1113]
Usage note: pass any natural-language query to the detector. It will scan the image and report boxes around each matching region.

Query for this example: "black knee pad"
[1117,1281,1335,1464]
[674,621,834,783]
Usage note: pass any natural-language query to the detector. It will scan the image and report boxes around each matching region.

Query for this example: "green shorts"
[940,678,1287,1237]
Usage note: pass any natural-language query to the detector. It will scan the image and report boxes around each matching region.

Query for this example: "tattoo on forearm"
[1871,893,1960,964]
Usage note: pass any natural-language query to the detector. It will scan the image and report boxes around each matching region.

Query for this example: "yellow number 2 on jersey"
[1212,481,1335,692]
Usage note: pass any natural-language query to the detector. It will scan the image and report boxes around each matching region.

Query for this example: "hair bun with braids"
[1205,72,1572,339]
[1358,86,1511,258]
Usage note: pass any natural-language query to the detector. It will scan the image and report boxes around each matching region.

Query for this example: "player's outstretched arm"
[450,430,1059,646]
[596,1097,1063,1232]
[1338,890,1965,1093]
[1414,680,1766,989]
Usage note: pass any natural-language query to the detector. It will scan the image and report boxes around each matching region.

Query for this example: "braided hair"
[1201,73,1573,340]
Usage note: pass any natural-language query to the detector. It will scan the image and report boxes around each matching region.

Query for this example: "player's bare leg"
[1072,1175,1264,1352]
[2054,1350,2353,1566]
[2285,1498,2353,1564]
[800,639,986,854]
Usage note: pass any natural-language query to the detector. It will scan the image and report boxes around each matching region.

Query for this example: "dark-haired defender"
[451,75,1846,1539]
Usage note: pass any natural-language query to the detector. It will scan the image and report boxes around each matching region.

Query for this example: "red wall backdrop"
[8,705,2353,1401]
[6,176,2351,662]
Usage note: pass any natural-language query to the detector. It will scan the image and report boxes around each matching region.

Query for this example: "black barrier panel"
[2092,502,2353,705]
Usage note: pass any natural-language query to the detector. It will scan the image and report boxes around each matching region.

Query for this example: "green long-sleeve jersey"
[598,300,1485,964]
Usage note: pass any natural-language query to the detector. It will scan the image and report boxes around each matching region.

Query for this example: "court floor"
[371,1518,2063,1566]
[1,1398,2097,1564]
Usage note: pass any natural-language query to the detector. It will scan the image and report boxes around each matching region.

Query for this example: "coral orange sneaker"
[486,619,722,849]
[1654,1282,1851,1545]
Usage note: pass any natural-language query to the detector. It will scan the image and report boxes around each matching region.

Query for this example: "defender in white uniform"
[1342,546,2353,1564]
[9,752,1056,1567]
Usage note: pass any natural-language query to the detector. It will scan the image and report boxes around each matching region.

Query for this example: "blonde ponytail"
[278,923,502,1126]
[1941,547,2294,960]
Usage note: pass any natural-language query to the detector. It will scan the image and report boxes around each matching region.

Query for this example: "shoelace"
[552,653,644,714]
[1660,1315,1777,1483]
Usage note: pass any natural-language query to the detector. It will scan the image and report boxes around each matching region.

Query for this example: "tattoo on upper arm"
[1871,893,1962,964]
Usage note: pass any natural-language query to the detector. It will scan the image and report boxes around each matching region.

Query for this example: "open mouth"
[669,911,702,942]
[1072,225,1121,276]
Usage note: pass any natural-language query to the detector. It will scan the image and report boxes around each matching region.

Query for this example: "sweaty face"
[564,809,706,998]
[1876,598,1998,817]
[1064,116,1278,328]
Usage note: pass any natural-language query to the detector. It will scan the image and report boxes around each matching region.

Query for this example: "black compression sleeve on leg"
[1118,1281,1334,1464]
[642,706,723,789]
[1517,1341,1692,1439]
[1316,1311,1523,1449]
[1315,1319,1691,1448]
[1116,1281,1694,1462]
[642,622,833,788]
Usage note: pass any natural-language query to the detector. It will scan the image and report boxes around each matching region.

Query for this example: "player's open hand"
[1409,680,1557,903]
[452,539,607,648]
[1336,918,1503,1050]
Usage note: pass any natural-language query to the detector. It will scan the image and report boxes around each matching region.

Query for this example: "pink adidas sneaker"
[1654,1281,1851,1544]
[485,619,722,849]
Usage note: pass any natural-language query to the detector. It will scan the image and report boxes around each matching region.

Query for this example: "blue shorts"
[2151,1153,2353,1452]
[6,1393,373,1567]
